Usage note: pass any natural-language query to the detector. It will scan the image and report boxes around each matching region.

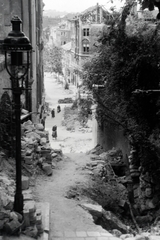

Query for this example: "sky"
[43,0,125,13]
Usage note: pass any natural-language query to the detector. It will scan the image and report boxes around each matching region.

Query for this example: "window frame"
[82,39,90,53]
[83,28,89,36]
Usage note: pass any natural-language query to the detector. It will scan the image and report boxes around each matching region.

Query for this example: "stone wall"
[94,121,130,164]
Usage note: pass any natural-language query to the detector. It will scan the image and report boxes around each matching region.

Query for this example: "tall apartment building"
[61,3,107,87]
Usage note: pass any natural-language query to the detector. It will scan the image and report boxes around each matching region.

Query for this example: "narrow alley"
[34,73,115,240]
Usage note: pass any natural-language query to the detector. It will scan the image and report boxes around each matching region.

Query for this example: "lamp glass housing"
[3,15,32,87]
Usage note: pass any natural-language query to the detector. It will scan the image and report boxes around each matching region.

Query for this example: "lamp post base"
[14,192,24,215]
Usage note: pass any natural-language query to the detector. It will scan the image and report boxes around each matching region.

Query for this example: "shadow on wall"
[97,122,130,164]
[0,91,15,157]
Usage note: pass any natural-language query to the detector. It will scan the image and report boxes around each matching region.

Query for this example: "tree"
[83,2,160,186]
[43,43,63,75]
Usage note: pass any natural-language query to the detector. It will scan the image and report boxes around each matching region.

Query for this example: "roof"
[61,42,71,51]
[80,3,108,16]
[81,5,97,15]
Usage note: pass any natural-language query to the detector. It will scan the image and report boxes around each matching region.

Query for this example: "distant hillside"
[43,9,79,18]
[43,12,79,29]
[43,16,62,29]
[43,9,68,17]
[63,13,79,19]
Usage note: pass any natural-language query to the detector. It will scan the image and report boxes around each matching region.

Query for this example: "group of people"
[51,105,61,118]
[51,105,61,140]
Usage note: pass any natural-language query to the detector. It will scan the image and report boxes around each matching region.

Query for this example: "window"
[83,28,89,36]
[82,39,89,53]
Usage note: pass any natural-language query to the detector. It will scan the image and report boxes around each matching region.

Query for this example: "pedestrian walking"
[52,125,57,140]
[41,117,46,129]
[51,108,55,118]
[57,105,61,113]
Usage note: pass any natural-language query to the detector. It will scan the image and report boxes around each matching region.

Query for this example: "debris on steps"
[0,119,64,237]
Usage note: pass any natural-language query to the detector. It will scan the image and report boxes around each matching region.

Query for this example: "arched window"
[82,39,89,53]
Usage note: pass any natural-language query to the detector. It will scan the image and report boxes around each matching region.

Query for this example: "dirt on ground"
[33,153,108,238]
[32,74,137,239]
[32,74,107,239]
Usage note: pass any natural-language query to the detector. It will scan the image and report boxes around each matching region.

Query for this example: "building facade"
[55,21,72,47]
[0,0,44,123]
[61,4,107,89]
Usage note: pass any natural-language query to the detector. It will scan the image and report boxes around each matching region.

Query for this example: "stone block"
[80,203,103,222]
[9,212,18,221]
[51,162,56,169]
[36,208,41,216]
[53,149,62,155]
[36,214,42,225]
[36,223,44,234]
[24,200,36,213]
[36,130,48,138]
[35,123,44,131]
[51,153,58,158]
[42,163,53,176]
[40,149,51,155]
[14,212,23,223]
[0,211,10,220]
[0,219,5,230]
[40,137,47,145]
[23,210,30,228]
[22,176,29,190]
[21,150,26,157]
[133,187,139,199]
[29,211,36,225]
[24,156,33,165]
[102,209,128,233]
[45,153,52,161]
[1,193,14,211]
[22,189,33,195]
[23,225,38,238]
[4,196,14,211]
[21,141,28,149]
[25,149,34,156]
[4,218,21,234]
[43,202,49,233]
[27,144,35,149]
[23,193,33,201]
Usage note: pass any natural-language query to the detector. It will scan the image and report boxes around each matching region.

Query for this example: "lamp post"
[2,15,32,215]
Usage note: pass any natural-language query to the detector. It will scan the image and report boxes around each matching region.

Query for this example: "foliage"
[137,0,160,19]
[71,98,92,124]
[78,98,92,121]
[83,3,160,184]
[43,43,63,75]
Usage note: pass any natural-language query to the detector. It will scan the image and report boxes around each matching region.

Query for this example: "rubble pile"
[81,202,160,240]
[0,171,44,237]
[62,106,92,133]
[85,145,160,237]
[62,107,80,131]
[85,146,129,215]
[21,120,63,177]
[87,145,127,184]
[0,120,63,237]
[128,147,160,216]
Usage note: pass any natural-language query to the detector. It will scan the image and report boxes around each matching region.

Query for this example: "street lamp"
[2,15,32,215]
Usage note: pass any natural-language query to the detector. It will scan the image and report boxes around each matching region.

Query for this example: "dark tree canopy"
[83,2,160,184]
